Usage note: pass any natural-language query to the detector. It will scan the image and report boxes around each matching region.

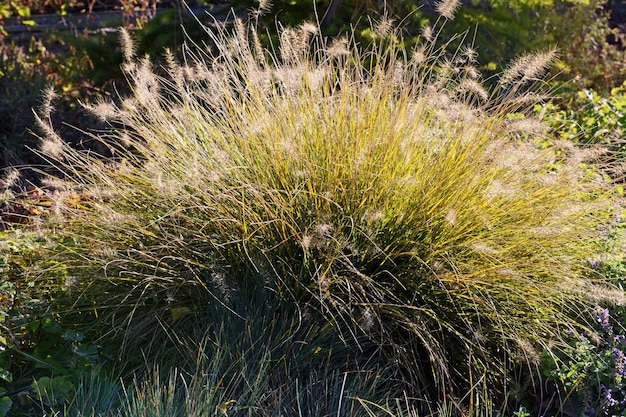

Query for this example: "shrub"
[0,40,48,170]
[539,85,626,170]
[0,228,113,417]
[30,3,623,408]
[542,0,626,93]
[447,0,624,85]
[544,306,626,417]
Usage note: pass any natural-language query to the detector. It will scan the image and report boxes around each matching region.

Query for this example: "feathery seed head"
[0,168,20,190]
[422,25,434,43]
[39,134,65,160]
[119,28,136,63]
[39,176,71,191]
[315,223,333,237]
[257,0,271,14]
[327,37,350,57]
[362,210,385,225]
[189,63,215,84]
[35,102,66,160]
[515,338,540,364]
[485,180,519,199]
[445,208,458,227]
[504,117,546,136]
[500,49,556,86]
[410,45,427,67]
[86,100,119,122]
[233,18,249,52]
[436,0,461,20]
[163,48,183,87]
[457,78,489,102]
[300,22,318,36]
[250,28,266,65]
[41,85,57,118]
[279,27,299,63]
[64,276,78,292]
[462,64,481,81]
[568,280,626,307]
[468,242,498,256]
[301,235,312,251]
[133,56,160,105]
[461,45,478,63]
[301,224,335,252]
[278,23,317,63]
[392,62,405,87]
[374,16,394,38]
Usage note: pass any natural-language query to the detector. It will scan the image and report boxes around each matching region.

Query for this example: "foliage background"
[1,0,626,416]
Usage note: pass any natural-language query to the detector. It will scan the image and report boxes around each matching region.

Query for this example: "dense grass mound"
[31,9,623,407]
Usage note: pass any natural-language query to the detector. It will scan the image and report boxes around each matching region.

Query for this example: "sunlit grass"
[27,3,624,410]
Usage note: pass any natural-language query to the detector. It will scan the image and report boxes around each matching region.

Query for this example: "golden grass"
[31,14,623,401]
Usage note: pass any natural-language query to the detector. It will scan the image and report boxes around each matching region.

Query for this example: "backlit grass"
[29,5,624,408]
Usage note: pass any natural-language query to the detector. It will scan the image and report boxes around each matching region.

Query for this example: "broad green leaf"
[0,369,11,383]
[41,317,62,334]
[0,396,11,417]
[63,329,84,342]
[14,4,30,18]
[0,5,10,18]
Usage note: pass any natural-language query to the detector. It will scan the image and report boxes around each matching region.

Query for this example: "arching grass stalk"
[33,5,623,404]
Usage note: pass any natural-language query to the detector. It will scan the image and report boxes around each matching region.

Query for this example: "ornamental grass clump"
[32,6,623,404]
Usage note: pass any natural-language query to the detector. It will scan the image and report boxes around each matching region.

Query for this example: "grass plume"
[33,15,623,407]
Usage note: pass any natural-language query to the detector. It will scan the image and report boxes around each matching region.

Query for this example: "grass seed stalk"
[33,14,623,399]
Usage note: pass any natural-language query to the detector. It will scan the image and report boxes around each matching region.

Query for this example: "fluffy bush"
[31,5,623,406]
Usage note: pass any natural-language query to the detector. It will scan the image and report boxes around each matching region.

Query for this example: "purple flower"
[590,259,604,270]
[602,385,619,407]
[612,347,626,378]
[597,308,612,331]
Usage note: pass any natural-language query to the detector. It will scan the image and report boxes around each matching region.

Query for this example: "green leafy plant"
[0,40,49,170]
[0,280,14,417]
[0,2,36,31]
[543,305,626,416]
[0,229,111,416]
[540,0,626,93]
[537,83,626,190]
[540,84,626,148]
[32,376,74,408]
